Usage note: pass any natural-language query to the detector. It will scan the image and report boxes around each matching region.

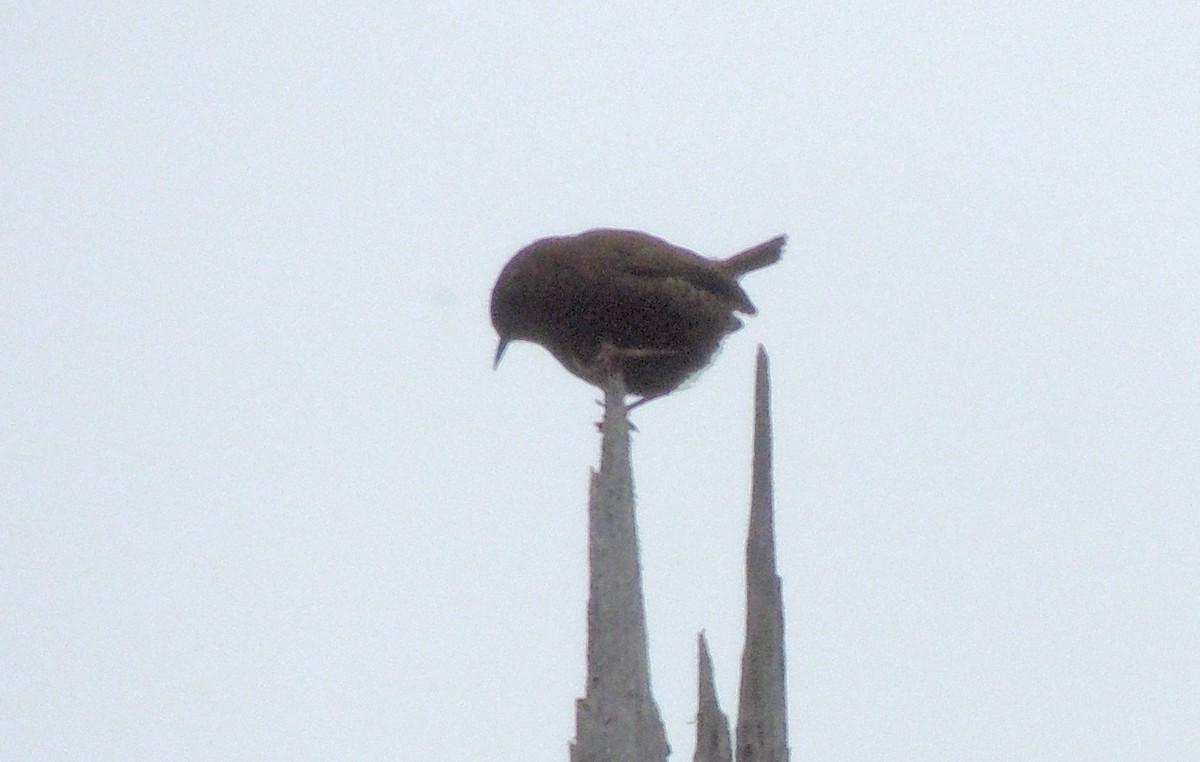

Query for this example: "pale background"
[3,3,1197,759]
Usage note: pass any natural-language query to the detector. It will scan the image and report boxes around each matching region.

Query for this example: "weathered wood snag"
[569,372,669,762]
[735,346,789,761]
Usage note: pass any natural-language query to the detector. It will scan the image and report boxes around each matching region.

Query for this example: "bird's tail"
[720,235,786,276]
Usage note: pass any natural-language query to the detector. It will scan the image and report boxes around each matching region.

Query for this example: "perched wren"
[491,229,784,406]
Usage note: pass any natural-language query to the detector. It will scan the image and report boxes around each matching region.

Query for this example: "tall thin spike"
[735,346,789,761]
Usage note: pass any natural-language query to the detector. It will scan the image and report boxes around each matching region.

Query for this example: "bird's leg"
[589,341,679,426]
[590,341,654,431]
[593,345,634,433]
[625,393,663,412]
[601,343,676,413]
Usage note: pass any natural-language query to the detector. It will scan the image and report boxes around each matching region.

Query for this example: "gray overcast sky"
[3,3,1197,759]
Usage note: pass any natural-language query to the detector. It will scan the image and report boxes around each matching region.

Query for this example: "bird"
[490,228,784,407]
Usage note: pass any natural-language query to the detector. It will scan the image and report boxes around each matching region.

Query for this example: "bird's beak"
[493,336,510,369]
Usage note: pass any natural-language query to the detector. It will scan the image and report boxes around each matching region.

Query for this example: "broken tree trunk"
[569,373,670,762]
[567,346,788,760]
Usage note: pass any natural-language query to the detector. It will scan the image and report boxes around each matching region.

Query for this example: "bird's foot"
[593,397,639,432]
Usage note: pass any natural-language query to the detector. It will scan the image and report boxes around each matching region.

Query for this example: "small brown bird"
[491,229,784,406]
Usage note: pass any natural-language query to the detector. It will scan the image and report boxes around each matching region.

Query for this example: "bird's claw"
[593,396,639,432]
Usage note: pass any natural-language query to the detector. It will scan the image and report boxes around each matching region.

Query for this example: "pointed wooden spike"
[694,632,733,762]
[735,345,789,762]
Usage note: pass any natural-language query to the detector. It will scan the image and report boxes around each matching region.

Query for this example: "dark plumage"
[490,229,784,405]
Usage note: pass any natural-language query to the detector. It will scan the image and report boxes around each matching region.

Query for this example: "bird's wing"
[613,238,757,314]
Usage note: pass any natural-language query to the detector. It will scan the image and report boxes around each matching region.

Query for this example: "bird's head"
[489,252,534,369]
